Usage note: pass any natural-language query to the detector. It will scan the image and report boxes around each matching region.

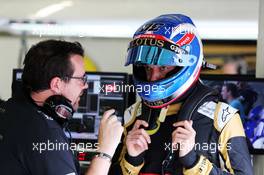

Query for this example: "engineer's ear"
[50,77,64,94]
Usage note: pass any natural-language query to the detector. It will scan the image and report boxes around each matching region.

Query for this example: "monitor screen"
[12,69,23,98]
[200,74,264,154]
[68,72,130,142]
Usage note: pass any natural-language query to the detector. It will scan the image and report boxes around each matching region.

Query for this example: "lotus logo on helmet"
[138,23,165,33]
[130,38,164,48]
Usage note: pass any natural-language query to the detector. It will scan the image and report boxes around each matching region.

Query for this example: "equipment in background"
[201,74,264,155]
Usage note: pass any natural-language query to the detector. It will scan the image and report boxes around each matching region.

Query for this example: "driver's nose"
[148,67,163,81]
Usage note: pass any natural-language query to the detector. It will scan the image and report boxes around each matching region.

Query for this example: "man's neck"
[31,90,53,106]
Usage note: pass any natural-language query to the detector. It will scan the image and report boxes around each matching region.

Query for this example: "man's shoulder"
[0,97,61,139]
[1,96,34,115]
[0,97,34,126]
[197,100,239,132]
[190,83,240,132]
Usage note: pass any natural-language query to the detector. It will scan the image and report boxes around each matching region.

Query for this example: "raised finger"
[128,129,151,144]
[132,120,149,130]
[101,109,115,122]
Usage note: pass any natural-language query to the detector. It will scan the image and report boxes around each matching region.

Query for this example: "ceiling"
[0,0,259,21]
[0,0,260,39]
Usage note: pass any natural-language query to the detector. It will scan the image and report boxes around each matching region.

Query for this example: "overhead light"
[8,20,140,38]
[29,0,73,19]
[4,19,258,40]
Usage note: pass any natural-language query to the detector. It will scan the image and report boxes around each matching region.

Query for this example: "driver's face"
[145,65,175,81]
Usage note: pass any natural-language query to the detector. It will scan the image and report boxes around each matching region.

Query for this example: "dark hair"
[0,98,4,105]
[22,40,84,92]
[224,83,239,98]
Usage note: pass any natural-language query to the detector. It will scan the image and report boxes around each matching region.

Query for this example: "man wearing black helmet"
[109,14,253,175]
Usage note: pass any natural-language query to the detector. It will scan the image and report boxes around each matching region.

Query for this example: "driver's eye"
[160,66,167,71]
[145,66,151,71]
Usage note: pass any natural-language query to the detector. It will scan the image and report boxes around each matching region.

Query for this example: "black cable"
[65,125,72,144]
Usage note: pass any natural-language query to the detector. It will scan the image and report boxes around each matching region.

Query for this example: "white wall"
[256,0,264,78]
[0,36,21,100]
[0,0,258,21]
[0,36,132,100]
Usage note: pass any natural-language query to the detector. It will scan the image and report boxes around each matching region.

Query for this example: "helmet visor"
[125,36,197,67]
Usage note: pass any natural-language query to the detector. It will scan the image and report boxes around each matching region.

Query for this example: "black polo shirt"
[0,95,78,175]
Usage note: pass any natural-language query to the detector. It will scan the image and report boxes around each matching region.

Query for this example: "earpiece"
[41,95,74,127]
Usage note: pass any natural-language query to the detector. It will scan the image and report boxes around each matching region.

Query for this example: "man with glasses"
[0,40,123,175]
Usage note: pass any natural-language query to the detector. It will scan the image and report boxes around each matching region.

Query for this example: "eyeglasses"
[65,74,88,85]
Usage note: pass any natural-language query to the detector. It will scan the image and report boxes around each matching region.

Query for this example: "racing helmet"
[125,14,204,108]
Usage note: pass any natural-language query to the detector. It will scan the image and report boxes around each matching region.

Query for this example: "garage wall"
[0,36,132,100]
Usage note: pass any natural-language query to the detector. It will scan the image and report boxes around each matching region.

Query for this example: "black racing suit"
[0,94,79,175]
[109,81,253,175]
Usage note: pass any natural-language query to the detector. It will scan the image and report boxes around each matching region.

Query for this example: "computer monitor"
[200,74,264,154]
[12,69,23,98]
[68,72,131,142]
